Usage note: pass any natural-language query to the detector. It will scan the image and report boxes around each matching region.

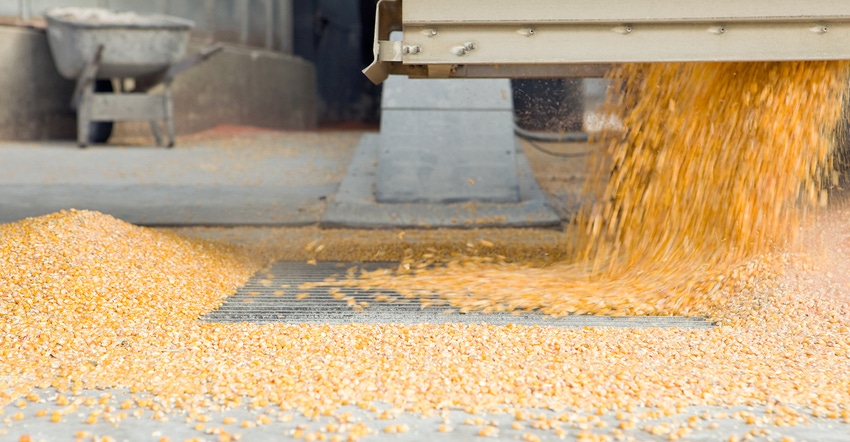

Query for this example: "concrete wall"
[1,0,294,54]
[0,26,76,140]
[113,42,317,139]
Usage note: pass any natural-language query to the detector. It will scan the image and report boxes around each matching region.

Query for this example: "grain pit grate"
[201,261,714,328]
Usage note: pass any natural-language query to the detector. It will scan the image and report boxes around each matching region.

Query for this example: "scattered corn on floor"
[4,60,850,441]
[4,210,850,441]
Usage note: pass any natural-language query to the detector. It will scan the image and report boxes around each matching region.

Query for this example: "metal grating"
[201,261,714,328]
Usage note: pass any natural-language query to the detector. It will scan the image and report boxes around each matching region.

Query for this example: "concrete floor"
[2,131,849,441]
[0,130,359,226]
[0,130,588,228]
[3,387,849,442]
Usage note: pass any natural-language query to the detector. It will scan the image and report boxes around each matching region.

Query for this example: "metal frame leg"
[164,82,175,148]
[73,45,103,148]
[77,88,92,147]
[149,120,163,147]
[147,82,174,148]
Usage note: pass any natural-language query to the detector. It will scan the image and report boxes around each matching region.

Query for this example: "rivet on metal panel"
[809,25,829,34]
[611,25,632,35]
[451,45,468,56]
[464,42,476,51]
[403,45,422,55]
[708,25,726,35]
[421,28,438,37]
[517,27,535,37]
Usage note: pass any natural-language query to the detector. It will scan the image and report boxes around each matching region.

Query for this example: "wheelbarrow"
[44,7,223,147]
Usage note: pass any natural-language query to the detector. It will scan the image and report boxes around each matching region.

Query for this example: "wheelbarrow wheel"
[87,79,114,144]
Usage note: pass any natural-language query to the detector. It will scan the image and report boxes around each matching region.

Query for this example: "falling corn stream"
[2,61,850,441]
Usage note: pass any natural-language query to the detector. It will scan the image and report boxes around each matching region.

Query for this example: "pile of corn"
[0,210,262,398]
[2,211,850,441]
[2,60,850,441]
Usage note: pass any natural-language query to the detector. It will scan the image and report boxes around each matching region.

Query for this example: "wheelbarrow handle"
[164,43,225,81]
[71,44,104,110]
[137,43,225,91]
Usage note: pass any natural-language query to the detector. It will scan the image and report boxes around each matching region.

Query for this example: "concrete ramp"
[322,76,560,228]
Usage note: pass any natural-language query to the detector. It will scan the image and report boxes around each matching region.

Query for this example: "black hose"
[514,124,597,158]
[513,124,589,143]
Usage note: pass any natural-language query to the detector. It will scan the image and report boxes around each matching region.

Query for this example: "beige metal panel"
[403,0,850,24]
[402,21,850,65]
[365,0,850,83]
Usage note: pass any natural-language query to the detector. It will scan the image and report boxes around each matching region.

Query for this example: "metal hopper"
[365,0,850,83]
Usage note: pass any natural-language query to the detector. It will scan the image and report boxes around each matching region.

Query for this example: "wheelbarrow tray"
[45,7,193,80]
